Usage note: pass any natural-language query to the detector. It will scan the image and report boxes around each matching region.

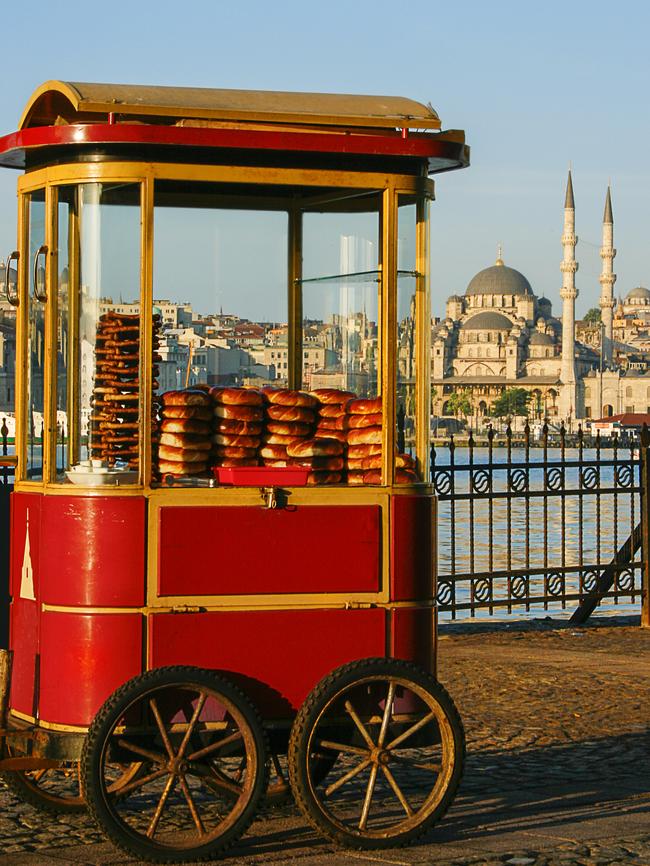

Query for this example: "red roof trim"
[0,124,468,170]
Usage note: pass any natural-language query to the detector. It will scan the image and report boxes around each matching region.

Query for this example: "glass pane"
[65,183,142,483]
[302,196,380,396]
[396,199,421,483]
[0,259,17,454]
[26,190,46,480]
[152,180,288,479]
[55,190,71,479]
[302,193,381,485]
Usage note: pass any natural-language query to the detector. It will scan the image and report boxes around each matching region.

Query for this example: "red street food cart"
[0,81,469,862]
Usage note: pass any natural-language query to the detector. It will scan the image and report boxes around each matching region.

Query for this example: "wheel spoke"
[110,766,168,798]
[385,711,436,750]
[323,757,371,797]
[317,738,368,757]
[344,700,376,750]
[149,698,176,760]
[177,692,207,760]
[178,773,206,835]
[389,752,442,773]
[359,764,378,830]
[116,737,166,765]
[146,773,176,838]
[190,763,243,798]
[381,764,414,817]
[377,682,396,748]
[187,729,242,762]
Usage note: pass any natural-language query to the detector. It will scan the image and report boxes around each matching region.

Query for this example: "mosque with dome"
[432,173,650,424]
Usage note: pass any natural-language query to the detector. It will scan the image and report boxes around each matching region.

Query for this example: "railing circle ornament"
[471,469,491,495]
[614,465,633,488]
[436,580,454,607]
[616,569,635,592]
[580,466,599,490]
[432,470,452,497]
[510,575,529,599]
[547,572,565,597]
[581,570,599,594]
[508,469,528,493]
[473,577,492,603]
[546,468,564,491]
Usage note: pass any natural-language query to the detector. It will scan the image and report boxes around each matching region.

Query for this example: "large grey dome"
[460,311,513,331]
[626,286,650,301]
[466,260,533,297]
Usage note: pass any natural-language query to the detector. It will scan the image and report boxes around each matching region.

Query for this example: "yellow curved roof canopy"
[20,80,442,132]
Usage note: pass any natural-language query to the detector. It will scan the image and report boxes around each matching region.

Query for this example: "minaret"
[559,171,578,420]
[599,186,616,365]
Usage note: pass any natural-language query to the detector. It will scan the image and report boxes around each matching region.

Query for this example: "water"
[435,447,642,621]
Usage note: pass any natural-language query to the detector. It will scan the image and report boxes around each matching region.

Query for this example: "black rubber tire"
[287,657,465,850]
[0,761,85,814]
[81,666,269,864]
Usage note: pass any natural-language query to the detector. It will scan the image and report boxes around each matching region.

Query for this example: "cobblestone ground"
[1,614,650,865]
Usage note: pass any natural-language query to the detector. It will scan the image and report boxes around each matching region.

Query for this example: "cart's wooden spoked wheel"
[0,749,144,814]
[81,666,268,864]
[288,658,465,850]
[0,757,86,813]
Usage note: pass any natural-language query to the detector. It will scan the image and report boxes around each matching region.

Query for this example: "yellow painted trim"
[44,184,57,483]
[8,709,36,725]
[31,718,88,735]
[141,178,153,487]
[21,162,421,194]
[415,194,432,482]
[14,193,27,482]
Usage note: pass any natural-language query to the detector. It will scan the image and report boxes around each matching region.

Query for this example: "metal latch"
[344,601,376,610]
[259,487,289,509]
[170,605,204,614]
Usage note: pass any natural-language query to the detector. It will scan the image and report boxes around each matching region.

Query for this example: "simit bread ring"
[266,405,315,424]
[347,397,382,415]
[286,437,343,458]
[310,388,355,404]
[213,404,264,422]
[262,388,318,408]
[210,387,263,407]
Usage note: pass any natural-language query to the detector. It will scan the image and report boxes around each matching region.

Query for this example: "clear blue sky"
[0,0,647,318]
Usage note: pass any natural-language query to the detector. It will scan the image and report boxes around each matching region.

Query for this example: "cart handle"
[32,244,48,302]
[3,251,19,307]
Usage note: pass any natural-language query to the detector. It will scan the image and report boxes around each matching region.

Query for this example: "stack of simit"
[158,389,212,477]
[90,312,162,469]
[259,389,317,467]
[346,396,418,484]
[210,388,264,467]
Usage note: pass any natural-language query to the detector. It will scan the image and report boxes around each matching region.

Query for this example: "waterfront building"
[433,174,650,424]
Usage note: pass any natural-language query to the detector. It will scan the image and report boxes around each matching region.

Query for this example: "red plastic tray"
[214,466,310,486]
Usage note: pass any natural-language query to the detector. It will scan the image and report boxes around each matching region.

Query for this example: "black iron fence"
[431,424,650,622]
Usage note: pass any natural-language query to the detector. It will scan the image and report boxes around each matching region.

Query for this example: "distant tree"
[584,308,602,325]
[446,389,473,420]
[492,388,530,418]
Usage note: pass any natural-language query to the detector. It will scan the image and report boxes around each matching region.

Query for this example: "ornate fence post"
[641,424,650,628]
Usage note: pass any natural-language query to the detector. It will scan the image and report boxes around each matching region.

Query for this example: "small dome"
[626,286,650,301]
[460,311,513,331]
[466,260,533,297]
[529,332,554,346]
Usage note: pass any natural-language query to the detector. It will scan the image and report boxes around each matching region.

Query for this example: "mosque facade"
[432,173,650,424]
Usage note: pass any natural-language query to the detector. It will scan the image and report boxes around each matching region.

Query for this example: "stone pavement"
[1,614,650,865]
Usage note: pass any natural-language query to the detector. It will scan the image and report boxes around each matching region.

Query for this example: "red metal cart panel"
[149,607,386,716]
[391,496,434,601]
[39,611,143,726]
[158,505,381,596]
[40,496,146,607]
[8,492,42,717]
